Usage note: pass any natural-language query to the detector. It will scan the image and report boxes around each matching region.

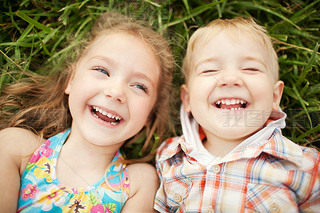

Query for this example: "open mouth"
[91,106,122,125]
[215,98,248,110]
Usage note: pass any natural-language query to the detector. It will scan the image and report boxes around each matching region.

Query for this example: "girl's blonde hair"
[182,17,279,83]
[0,12,174,161]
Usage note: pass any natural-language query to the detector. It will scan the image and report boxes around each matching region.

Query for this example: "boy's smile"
[214,98,247,110]
[181,31,283,151]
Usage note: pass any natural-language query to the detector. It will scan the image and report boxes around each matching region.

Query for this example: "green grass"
[1,0,319,150]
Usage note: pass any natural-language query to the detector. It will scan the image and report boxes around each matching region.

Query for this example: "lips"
[91,106,123,125]
[215,98,247,110]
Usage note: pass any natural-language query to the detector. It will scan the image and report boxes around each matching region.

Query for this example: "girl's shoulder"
[121,163,159,212]
[0,127,44,174]
[126,163,158,185]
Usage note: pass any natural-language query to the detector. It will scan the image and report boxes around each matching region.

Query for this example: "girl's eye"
[93,66,110,77]
[133,84,148,93]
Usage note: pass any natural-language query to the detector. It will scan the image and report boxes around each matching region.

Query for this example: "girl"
[0,12,174,212]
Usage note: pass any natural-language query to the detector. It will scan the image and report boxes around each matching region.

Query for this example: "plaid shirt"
[155,111,320,212]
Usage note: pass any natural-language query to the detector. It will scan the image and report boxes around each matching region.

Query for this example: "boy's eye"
[93,66,110,77]
[133,84,148,93]
[201,70,218,74]
[243,68,260,72]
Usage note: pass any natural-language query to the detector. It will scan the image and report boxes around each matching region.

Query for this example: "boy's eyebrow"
[194,57,219,71]
[194,56,267,70]
[241,56,267,67]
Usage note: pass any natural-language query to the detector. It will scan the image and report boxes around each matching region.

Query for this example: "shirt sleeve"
[299,150,320,212]
[154,141,171,213]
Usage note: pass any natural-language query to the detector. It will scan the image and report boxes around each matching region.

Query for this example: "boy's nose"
[103,83,126,103]
[217,71,243,87]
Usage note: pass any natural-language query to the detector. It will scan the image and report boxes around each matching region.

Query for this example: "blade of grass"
[296,124,320,141]
[297,43,319,85]
[292,85,312,127]
[230,2,300,29]
[163,0,226,28]
[16,10,52,33]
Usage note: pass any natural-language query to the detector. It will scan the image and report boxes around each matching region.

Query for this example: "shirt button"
[181,144,187,152]
[212,165,220,173]
[206,208,214,213]
[271,202,280,213]
[173,193,182,203]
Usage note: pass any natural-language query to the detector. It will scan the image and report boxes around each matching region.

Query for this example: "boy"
[154,17,320,212]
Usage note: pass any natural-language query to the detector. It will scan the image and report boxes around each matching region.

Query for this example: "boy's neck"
[203,137,240,158]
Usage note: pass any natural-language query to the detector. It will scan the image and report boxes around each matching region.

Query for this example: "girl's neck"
[56,130,121,188]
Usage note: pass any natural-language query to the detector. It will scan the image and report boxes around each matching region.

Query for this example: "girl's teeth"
[93,106,121,121]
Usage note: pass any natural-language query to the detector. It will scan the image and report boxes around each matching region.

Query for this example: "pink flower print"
[91,204,105,213]
[30,140,53,163]
[91,204,114,213]
[21,184,39,201]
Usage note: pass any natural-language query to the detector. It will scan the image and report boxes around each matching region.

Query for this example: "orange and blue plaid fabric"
[155,129,320,212]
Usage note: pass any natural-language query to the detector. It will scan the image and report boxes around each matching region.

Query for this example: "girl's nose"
[217,70,243,87]
[103,83,126,103]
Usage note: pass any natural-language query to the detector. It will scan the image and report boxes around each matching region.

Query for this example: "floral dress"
[17,129,130,213]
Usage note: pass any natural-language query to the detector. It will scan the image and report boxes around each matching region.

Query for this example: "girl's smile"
[65,32,160,148]
[91,105,123,126]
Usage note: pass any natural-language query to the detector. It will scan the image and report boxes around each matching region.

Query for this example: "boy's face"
[181,31,284,145]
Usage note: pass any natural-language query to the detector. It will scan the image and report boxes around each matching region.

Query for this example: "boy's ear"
[272,80,284,111]
[65,65,75,95]
[180,84,191,113]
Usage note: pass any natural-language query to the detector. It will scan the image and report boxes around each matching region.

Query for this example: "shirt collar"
[158,105,302,167]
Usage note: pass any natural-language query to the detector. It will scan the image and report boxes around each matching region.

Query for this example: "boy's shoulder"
[270,131,320,171]
[299,145,320,171]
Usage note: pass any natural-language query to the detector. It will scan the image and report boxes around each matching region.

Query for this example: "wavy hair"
[0,11,174,161]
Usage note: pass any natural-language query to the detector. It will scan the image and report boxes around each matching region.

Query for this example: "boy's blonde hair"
[182,17,279,83]
[0,12,174,160]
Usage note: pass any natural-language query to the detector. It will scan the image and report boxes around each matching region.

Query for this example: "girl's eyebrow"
[89,55,115,66]
[89,55,155,85]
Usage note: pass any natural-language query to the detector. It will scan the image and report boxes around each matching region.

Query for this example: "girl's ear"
[180,84,191,113]
[272,80,284,111]
[64,65,75,95]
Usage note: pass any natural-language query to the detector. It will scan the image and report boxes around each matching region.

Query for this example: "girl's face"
[65,32,160,148]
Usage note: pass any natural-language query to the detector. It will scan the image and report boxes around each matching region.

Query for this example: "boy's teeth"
[215,98,247,109]
[216,98,247,106]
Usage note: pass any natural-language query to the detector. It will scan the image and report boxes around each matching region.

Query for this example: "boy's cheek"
[180,84,191,113]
